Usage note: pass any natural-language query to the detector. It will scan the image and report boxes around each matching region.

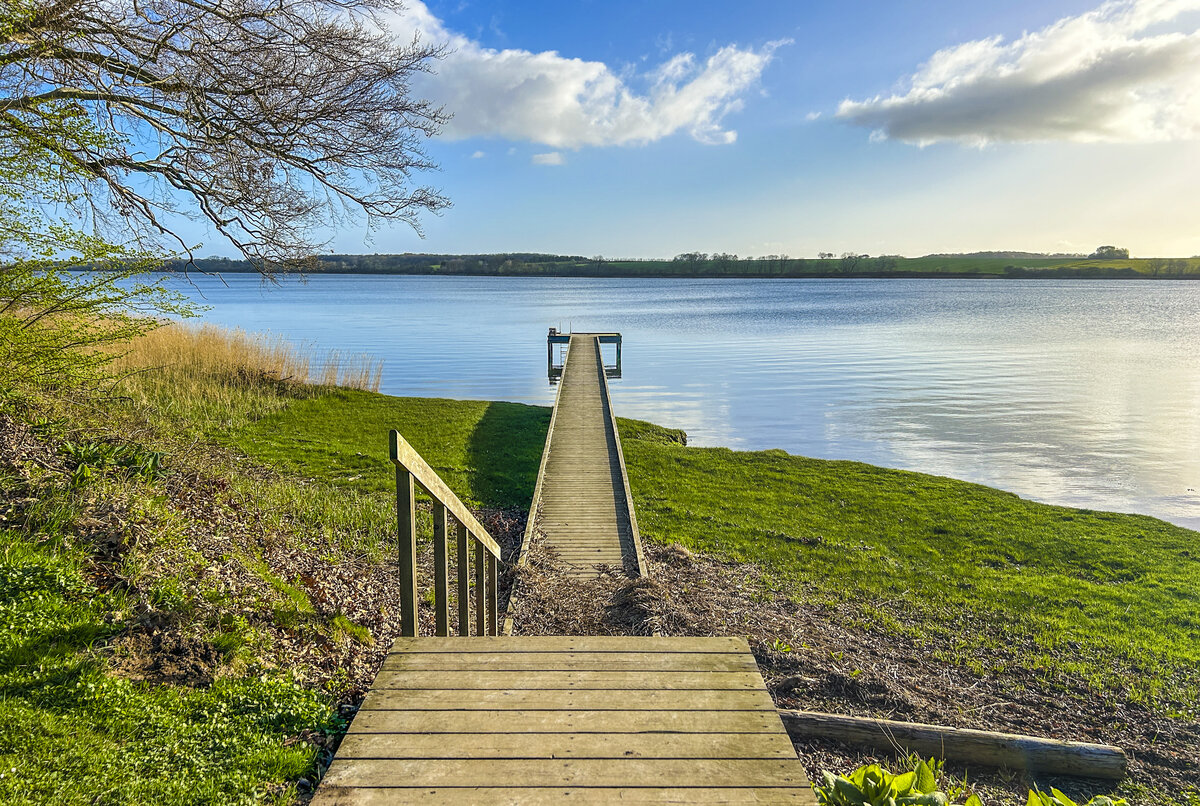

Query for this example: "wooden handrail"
[390,429,502,638]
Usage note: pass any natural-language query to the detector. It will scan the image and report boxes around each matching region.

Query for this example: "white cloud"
[470,150,486,158]
[385,3,786,148]
[531,151,564,166]
[837,0,1200,145]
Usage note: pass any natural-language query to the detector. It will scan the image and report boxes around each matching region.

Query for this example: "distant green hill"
[176,253,1200,279]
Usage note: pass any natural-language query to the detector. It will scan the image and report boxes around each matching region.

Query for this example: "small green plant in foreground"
[813,758,1131,806]
[815,758,956,805]
[60,438,167,486]
[1026,788,1128,806]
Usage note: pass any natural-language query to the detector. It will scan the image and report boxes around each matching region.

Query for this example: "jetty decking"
[528,334,643,576]
[314,636,816,804]
[313,333,816,804]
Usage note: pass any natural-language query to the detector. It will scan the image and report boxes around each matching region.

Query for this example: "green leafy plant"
[60,439,167,485]
[815,758,951,806]
[814,759,1130,806]
[1026,789,1128,806]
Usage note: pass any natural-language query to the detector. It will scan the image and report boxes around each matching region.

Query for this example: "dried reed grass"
[115,322,382,392]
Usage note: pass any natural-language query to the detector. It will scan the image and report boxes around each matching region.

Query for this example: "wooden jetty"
[521,332,645,577]
[314,636,816,804]
[313,332,816,804]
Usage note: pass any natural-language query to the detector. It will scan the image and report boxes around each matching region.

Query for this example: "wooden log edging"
[778,710,1127,781]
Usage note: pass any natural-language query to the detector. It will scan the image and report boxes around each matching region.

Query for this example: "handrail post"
[474,538,487,636]
[432,503,450,637]
[397,467,418,638]
[456,521,470,636]
[487,553,498,636]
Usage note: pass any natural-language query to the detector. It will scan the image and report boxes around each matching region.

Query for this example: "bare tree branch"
[2,0,451,270]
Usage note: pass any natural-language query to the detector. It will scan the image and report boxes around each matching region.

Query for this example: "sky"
[204,0,1200,259]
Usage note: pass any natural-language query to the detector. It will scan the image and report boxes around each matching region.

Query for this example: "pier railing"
[390,429,501,637]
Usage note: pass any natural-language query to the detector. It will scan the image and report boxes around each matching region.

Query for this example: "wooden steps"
[313,636,816,804]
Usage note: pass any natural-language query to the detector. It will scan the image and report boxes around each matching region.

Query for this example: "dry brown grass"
[109,322,382,428]
[115,322,381,391]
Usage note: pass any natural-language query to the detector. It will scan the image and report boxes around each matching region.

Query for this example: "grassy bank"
[224,390,1200,802]
[623,442,1200,707]
[0,325,404,803]
[232,390,1200,712]
[4,320,1197,802]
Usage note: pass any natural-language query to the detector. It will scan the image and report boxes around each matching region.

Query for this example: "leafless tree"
[2,0,449,269]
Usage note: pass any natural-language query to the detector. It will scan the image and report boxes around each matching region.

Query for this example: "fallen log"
[778,710,1127,780]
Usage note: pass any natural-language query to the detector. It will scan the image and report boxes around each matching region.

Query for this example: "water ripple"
[171,275,1200,531]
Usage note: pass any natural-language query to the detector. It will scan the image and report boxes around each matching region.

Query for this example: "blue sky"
[203,0,1200,259]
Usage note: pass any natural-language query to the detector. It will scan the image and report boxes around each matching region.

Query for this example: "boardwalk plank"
[360,688,776,712]
[314,637,814,804]
[348,708,785,734]
[321,758,811,788]
[534,335,636,577]
[316,787,816,804]
[387,636,746,652]
[380,652,759,672]
[367,670,768,690]
[334,731,798,759]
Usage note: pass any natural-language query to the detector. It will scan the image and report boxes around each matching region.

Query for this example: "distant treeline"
[174,252,1200,279]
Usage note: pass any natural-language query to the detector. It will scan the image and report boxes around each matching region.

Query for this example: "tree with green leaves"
[1088,245,1130,260]
[1,126,191,396]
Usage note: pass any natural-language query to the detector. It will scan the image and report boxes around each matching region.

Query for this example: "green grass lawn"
[227,389,550,509]
[623,442,1200,707]
[0,525,335,805]
[9,369,1197,804]
[227,390,1200,713]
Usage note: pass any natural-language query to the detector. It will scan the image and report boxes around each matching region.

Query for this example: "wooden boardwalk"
[314,636,816,804]
[526,334,644,576]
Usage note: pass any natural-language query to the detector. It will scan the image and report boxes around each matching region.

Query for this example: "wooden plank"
[367,670,768,690]
[334,731,799,760]
[321,758,810,788]
[527,335,638,579]
[347,709,785,734]
[380,652,759,672]
[386,636,747,653]
[780,710,1128,780]
[390,429,501,558]
[315,787,815,805]
[359,688,776,712]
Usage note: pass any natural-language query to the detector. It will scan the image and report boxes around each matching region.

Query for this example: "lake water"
[171,274,1200,530]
